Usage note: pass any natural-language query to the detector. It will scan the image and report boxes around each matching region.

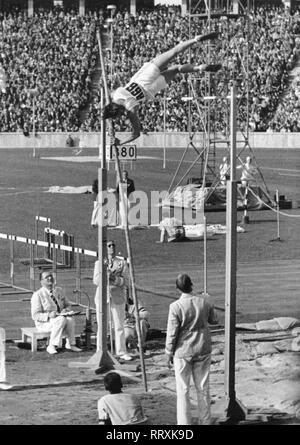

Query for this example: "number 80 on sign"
[106,145,137,161]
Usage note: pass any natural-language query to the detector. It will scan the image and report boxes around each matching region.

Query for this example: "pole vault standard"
[70,29,147,391]
[97,84,119,368]
[96,30,148,392]
[220,82,272,424]
[68,44,121,373]
[222,82,247,423]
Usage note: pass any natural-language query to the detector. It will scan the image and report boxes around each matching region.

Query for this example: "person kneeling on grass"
[124,296,150,353]
[98,372,148,425]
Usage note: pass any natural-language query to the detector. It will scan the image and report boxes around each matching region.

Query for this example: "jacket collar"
[180,292,193,298]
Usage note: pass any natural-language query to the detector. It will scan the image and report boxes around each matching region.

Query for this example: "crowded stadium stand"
[0,0,299,133]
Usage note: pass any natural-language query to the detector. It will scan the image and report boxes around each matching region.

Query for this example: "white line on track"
[41,157,300,173]
[0,188,48,196]
[261,166,300,173]
[41,155,162,163]
[278,172,300,177]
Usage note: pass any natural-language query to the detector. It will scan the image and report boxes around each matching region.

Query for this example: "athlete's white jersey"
[112,62,167,111]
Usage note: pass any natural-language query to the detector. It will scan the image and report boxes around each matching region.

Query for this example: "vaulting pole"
[203,215,207,294]
[163,94,166,169]
[112,137,148,392]
[97,30,148,392]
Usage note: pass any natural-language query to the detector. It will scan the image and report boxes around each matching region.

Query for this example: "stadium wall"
[0,132,299,150]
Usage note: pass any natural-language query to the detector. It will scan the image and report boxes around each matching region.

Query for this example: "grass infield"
[0,145,299,336]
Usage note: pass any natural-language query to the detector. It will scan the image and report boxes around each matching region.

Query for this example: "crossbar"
[44,227,65,236]
[35,216,51,223]
[0,232,97,257]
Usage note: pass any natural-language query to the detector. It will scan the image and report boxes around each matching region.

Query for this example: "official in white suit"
[31,270,82,355]
[93,240,133,361]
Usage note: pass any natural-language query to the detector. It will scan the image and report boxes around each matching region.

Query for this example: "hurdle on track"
[0,231,97,292]
[34,216,75,268]
[0,232,100,351]
[44,227,75,268]
[35,215,51,259]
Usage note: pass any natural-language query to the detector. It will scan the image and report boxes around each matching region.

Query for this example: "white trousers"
[110,302,127,356]
[0,328,6,382]
[0,351,5,382]
[36,315,76,348]
[174,354,211,425]
[94,299,127,355]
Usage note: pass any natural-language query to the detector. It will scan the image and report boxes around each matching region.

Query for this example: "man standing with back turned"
[165,274,218,425]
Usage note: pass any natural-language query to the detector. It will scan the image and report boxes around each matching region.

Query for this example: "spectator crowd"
[0,4,300,133]
[0,8,100,132]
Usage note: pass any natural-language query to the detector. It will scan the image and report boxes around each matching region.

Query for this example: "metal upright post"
[107,5,116,80]
[276,189,280,240]
[9,239,14,286]
[163,95,166,169]
[52,243,57,284]
[269,188,282,243]
[32,95,36,158]
[75,252,81,300]
[222,82,247,423]
[97,86,108,358]
[97,30,148,390]
[29,88,38,159]
[29,241,35,291]
[69,29,141,382]
[203,215,207,294]
[34,216,38,260]
[69,86,117,371]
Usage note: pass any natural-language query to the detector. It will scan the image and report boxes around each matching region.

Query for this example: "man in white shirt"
[237,156,258,186]
[219,156,230,186]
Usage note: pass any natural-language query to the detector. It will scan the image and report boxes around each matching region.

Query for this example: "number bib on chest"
[125,82,145,101]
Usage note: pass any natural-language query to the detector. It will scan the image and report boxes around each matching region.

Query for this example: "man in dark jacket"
[117,170,135,198]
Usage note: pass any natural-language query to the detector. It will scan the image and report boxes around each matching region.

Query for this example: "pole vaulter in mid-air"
[103,32,222,145]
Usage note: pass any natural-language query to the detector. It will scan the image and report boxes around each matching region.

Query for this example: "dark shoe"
[203,64,222,73]
[195,32,219,42]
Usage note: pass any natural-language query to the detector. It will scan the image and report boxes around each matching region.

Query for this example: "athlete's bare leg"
[151,32,219,72]
[161,63,222,83]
